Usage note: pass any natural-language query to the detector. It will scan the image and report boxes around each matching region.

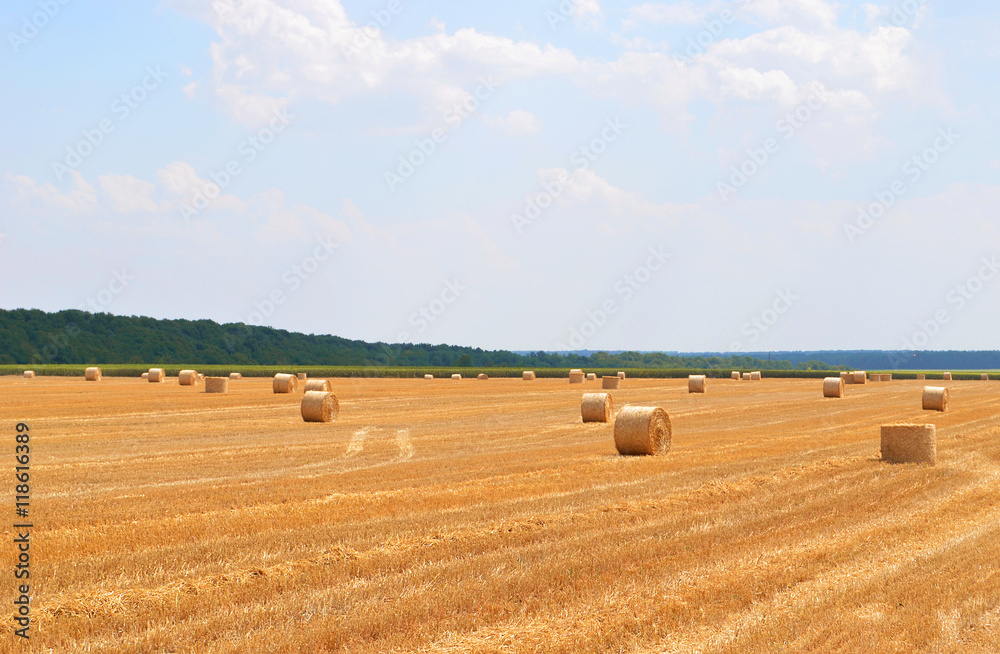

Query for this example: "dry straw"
[881,374,892,382]
[688,375,707,394]
[742,373,751,381]
[617,371,626,379]
[523,371,536,380]
[881,424,936,465]
[841,371,853,385]
[301,391,339,423]
[297,373,308,381]
[853,371,867,385]
[586,373,597,381]
[424,374,434,380]
[569,371,585,384]
[602,376,621,390]
[943,372,953,380]
[750,371,761,381]
[148,368,165,383]
[731,371,740,380]
[178,370,199,386]
[922,386,949,412]
[823,377,844,398]
[273,373,297,394]
[982,374,990,381]
[581,393,614,423]
[85,367,102,382]
[229,372,242,380]
[304,379,332,393]
[916,374,926,380]
[23,371,35,379]
[452,374,462,380]
[205,377,229,394]
[141,372,148,380]
[614,406,671,456]
[477,374,489,380]
[570,369,583,374]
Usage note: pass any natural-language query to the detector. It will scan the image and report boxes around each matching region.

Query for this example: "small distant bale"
[297,373,307,381]
[732,371,740,380]
[916,374,926,380]
[617,372,626,380]
[229,372,242,380]
[581,392,613,423]
[148,369,165,383]
[424,374,433,380]
[742,373,752,381]
[178,370,199,386]
[205,377,229,394]
[23,371,35,379]
[273,373,297,394]
[586,373,597,381]
[569,371,585,384]
[523,371,536,381]
[750,371,761,381]
[614,406,671,456]
[688,375,707,394]
[881,374,892,382]
[301,391,339,423]
[452,374,462,380]
[141,372,148,380]
[982,374,990,381]
[943,372,953,380]
[853,371,867,385]
[304,379,332,393]
[922,386,949,412]
[602,376,621,390]
[881,424,936,465]
[570,369,583,374]
[85,367,102,382]
[478,374,489,380]
[823,377,844,398]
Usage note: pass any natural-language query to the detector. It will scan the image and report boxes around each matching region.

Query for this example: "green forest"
[0,308,837,370]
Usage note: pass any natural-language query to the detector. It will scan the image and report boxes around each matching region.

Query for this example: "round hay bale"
[614,406,671,456]
[198,373,205,381]
[602,376,621,390]
[581,393,613,423]
[85,367,102,382]
[569,371,585,384]
[586,373,597,381]
[742,373,751,381]
[853,371,867,385]
[424,374,434,380]
[452,374,462,380]
[922,386,949,412]
[841,371,854,385]
[881,424,935,465]
[617,371,626,380]
[273,373,297,394]
[688,375,707,394]
[178,370,199,386]
[297,373,308,381]
[229,372,242,380]
[301,391,339,423]
[750,371,761,381]
[943,372,953,380]
[982,374,990,381]
[731,371,740,380]
[916,374,926,380]
[523,371,536,381]
[148,368,165,383]
[477,374,488,380]
[823,377,844,398]
[304,379,332,393]
[141,372,148,380]
[23,371,35,379]
[205,377,229,394]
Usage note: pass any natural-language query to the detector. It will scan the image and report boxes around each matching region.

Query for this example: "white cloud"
[483,110,542,136]
[623,2,708,29]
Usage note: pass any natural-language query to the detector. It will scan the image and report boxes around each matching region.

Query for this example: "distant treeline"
[0,309,842,370]
[725,350,1000,371]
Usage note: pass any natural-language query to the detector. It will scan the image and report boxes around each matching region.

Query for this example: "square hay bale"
[922,386,949,412]
[881,424,936,465]
[602,376,621,390]
[823,377,844,398]
[881,374,892,382]
[688,375,707,393]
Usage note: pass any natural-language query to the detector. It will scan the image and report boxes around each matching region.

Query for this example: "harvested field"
[3,375,1000,653]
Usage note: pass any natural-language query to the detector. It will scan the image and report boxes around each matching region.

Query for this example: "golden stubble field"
[2,375,1000,653]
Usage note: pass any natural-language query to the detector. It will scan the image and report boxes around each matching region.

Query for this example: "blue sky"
[2,0,998,353]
